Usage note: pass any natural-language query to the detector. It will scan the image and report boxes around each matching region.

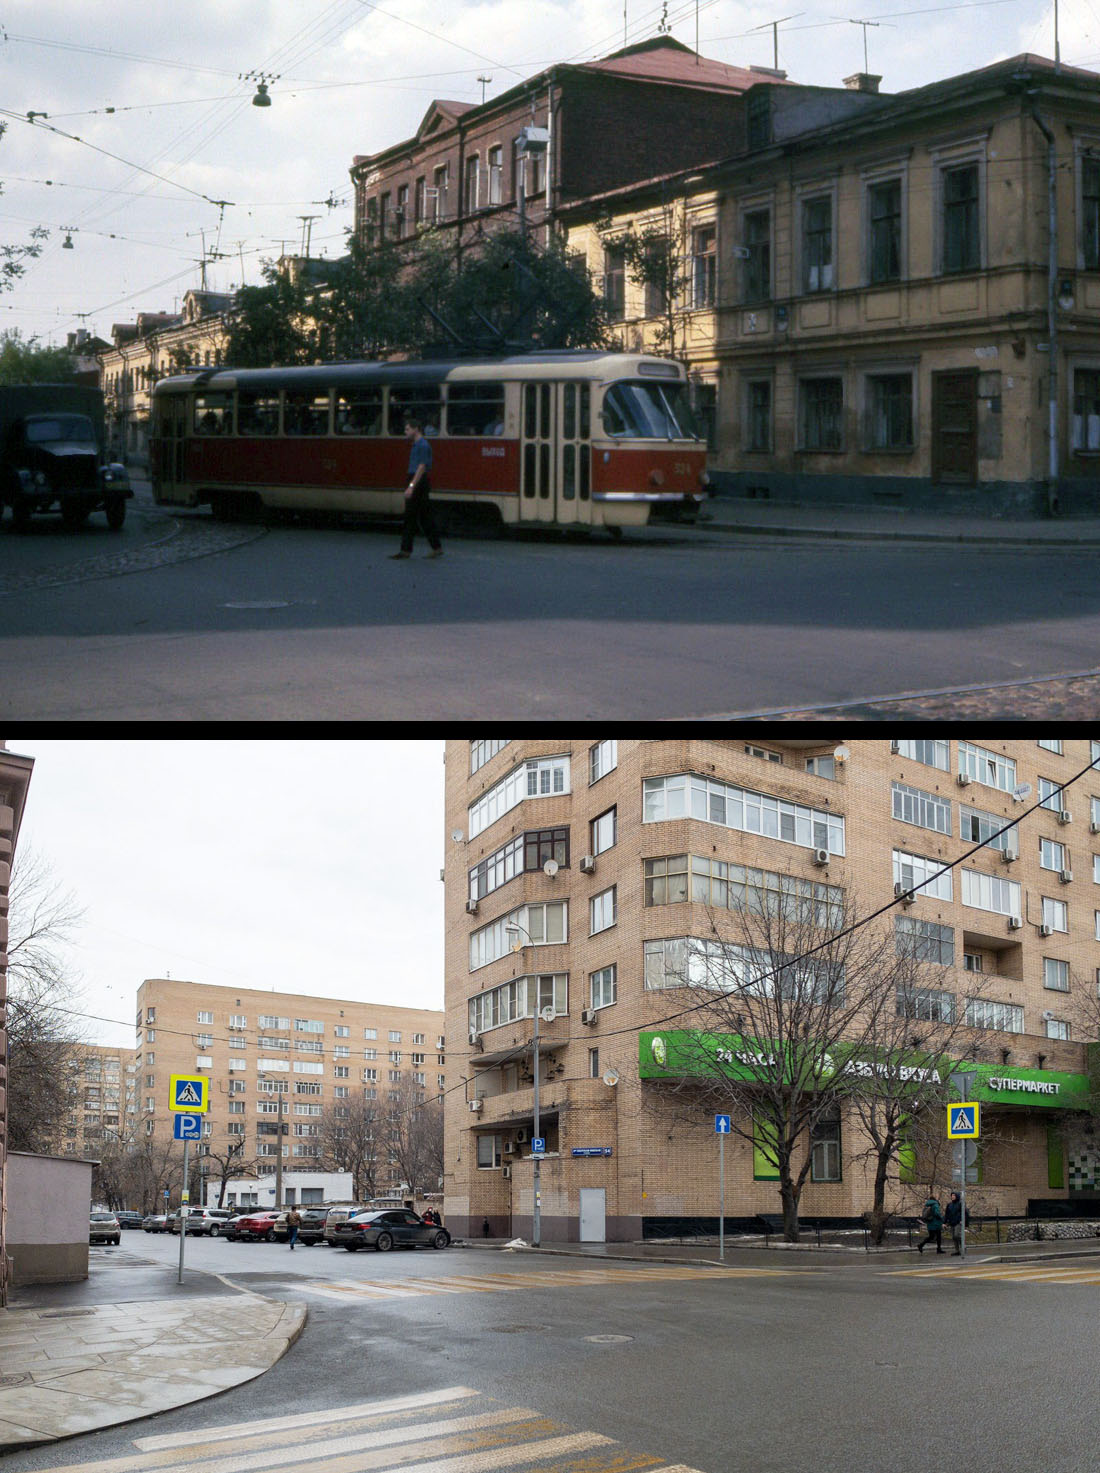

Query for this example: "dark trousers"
[919,1227,943,1251]
[288,1226,298,1249]
[400,478,441,552]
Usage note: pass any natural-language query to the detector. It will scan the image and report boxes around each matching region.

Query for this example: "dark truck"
[1,384,131,531]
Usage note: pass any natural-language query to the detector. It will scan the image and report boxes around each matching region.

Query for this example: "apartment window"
[590,886,617,934]
[464,155,479,213]
[802,197,833,292]
[965,997,1024,1033]
[336,1086,349,1098]
[477,1135,503,1169]
[196,1055,212,1068]
[296,1082,321,1095]
[643,236,669,318]
[229,1100,245,1115]
[1083,155,1100,270]
[487,146,502,206]
[942,162,980,273]
[1073,368,1100,454]
[603,243,626,321]
[389,1069,401,1083]
[895,916,955,967]
[692,225,717,308]
[471,738,511,773]
[396,183,409,237]
[647,854,844,929]
[364,1027,377,1040]
[147,1030,155,1043]
[644,773,845,854]
[230,1014,247,1029]
[1042,896,1068,932]
[810,1105,841,1182]
[1046,1017,1071,1041]
[363,1068,377,1082]
[433,165,448,220]
[389,1050,401,1064]
[1038,777,1066,813]
[469,755,570,837]
[590,739,618,784]
[364,1048,377,1060]
[334,1025,349,1038]
[896,984,955,1023]
[260,1015,290,1030]
[868,177,902,284]
[963,952,983,973]
[742,210,771,303]
[959,804,1017,855]
[293,1061,323,1075]
[893,849,952,901]
[295,1039,322,1054]
[866,373,913,451]
[961,868,1021,918]
[897,738,949,771]
[1096,909,1100,940]
[590,964,617,1009]
[195,1034,213,1049]
[799,378,843,451]
[1038,739,1064,754]
[379,192,391,241]
[389,1030,401,1043]
[295,1019,323,1033]
[1043,957,1070,991]
[591,808,617,855]
[469,900,568,969]
[414,1033,425,1045]
[959,742,1017,793]
[469,973,568,1035]
[745,379,772,452]
[364,196,379,246]
[747,91,771,148]
[805,756,835,780]
[1040,838,1066,871]
[414,176,426,227]
[197,1010,213,1025]
[589,1048,601,1079]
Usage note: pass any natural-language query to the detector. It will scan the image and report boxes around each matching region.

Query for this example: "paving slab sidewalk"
[0,1291,306,1451]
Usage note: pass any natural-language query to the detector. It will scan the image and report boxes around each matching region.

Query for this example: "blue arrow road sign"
[715,1114,731,1134]
[173,1114,202,1142]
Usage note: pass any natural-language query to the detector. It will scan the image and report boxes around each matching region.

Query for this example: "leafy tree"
[223,265,314,367]
[0,329,79,385]
[597,207,692,356]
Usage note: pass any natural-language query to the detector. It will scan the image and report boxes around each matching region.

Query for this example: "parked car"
[323,1205,369,1244]
[334,1209,450,1253]
[221,1213,251,1241]
[142,1213,168,1233]
[272,1206,330,1244]
[167,1208,233,1237]
[89,1212,121,1246]
[115,1211,144,1230]
[230,1210,282,1242]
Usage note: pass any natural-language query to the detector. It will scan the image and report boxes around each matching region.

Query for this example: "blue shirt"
[407,436,432,478]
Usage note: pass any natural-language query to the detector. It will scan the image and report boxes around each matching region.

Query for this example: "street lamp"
[505,921,553,1248]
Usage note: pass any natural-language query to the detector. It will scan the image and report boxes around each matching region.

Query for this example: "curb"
[693,517,1100,550]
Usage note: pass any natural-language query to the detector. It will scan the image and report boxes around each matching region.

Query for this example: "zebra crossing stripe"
[298,1265,802,1302]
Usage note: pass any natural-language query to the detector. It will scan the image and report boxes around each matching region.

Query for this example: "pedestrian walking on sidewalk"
[944,1192,964,1254]
[286,1208,301,1250]
[390,418,443,560]
[917,1195,944,1254]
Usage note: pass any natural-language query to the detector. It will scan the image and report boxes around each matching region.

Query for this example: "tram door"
[519,382,592,526]
[155,395,189,503]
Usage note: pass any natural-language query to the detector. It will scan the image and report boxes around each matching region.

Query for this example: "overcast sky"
[1,0,1088,348]
[10,738,447,1050]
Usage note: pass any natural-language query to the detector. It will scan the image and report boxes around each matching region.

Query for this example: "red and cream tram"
[150,351,709,533]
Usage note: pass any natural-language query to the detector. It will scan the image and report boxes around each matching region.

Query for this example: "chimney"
[844,72,881,93]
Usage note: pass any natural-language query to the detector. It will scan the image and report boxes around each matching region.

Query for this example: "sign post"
[170,1076,209,1283]
[715,1114,731,1261]
[948,1071,979,1261]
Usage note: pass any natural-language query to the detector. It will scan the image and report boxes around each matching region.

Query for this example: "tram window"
[388,386,441,436]
[446,382,505,436]
[563,384,576,441]
[579,385,591,440]
[335,390,384,435]
[524,384,537,439]
[237,393,281,436]
[193,393,231,435]
[284,392,331,436]
[601,381,702,440]
[562,443,576,499]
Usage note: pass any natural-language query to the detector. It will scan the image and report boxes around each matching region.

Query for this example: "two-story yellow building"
[564,54,1100,517]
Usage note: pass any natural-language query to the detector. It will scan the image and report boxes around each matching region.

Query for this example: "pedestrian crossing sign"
[947,1102,980,1138]
[170,1075,209,1113]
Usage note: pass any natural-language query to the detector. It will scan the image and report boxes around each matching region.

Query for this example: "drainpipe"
[1027,97,1060,514]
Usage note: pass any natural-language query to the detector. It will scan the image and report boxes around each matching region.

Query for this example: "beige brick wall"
[445,737,1098,1241]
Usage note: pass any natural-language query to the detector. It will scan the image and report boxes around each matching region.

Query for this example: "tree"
[201,1136,257,1207]
[5,849,85,1153]
[387,1074,444,1198]
[223,265,314,368]
[597,205,692,357]
[0,329,79,385]
[319,1087,383,1201]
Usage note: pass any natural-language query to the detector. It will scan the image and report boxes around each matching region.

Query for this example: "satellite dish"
[540,1006,556,1023]
[603,1068,620,1087]
[451,829,464,842]
[833,744,851,763]
[543,859,559,877]
[1012,783,1032,803]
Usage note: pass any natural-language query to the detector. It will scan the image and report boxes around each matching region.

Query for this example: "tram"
[150,351,710,533]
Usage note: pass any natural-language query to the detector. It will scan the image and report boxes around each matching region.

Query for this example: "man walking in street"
[286,1207,301,1250]
[944,1192,964,1255]
[390,418,443,559]
[917,1194,945,1254]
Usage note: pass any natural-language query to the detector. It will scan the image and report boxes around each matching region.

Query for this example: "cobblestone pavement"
[734,670,1100,719]
[0,509,268,596]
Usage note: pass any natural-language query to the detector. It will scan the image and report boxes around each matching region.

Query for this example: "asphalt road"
[6,1232,1099,1473]
[3,488,1100,719]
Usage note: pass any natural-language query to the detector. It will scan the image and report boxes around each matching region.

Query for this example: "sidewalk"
[0,1285,305,1451]
[695,495,1100,547]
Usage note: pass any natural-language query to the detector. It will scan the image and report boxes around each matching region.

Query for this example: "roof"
[578,36,789,95]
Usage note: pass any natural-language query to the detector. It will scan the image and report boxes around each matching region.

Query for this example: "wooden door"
[931,371,978,484]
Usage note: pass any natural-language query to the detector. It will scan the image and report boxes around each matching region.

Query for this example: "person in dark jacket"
[286,1207,301,1250]
[917,1195,945,1254]
[390,418,443,559]
[944,1192,963,1254]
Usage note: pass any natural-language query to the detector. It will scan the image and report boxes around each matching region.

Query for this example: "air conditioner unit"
[468,1097,483,1113]
[1059,869,1073,884]
[956,773,972,786]
[812,848,830,867]
[501,1164,512,1179]
[1039,923,1054,937]
[1059,810,1072,825]
[503,1140,515,1154]
[1090,821,1100,835]
[468,1028,479,1046]
[581,1008,597,1025]
[893,882,914,905]
[515,1127,528,1144]
[1042,1009,1055,1021]
[1009,915,1024,929]
[1001,848,1018,864]
[889,740,901,754]
[579,855,596,874]
[465,898,479,915]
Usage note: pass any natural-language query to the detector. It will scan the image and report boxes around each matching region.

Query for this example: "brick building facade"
[444,738,1100,1243]
[57,1044,138,1159]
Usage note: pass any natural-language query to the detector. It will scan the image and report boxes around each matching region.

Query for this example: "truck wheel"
[105,498,126,531]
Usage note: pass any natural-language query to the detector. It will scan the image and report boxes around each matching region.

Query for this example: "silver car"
[90,1212,121,1246]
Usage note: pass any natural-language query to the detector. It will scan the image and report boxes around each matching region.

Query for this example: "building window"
[1041,896,1068,932]
[469,755,570,838]
[1083,155,1100,270]
[195,1034,213,1049]
[469,827,570,901]
[196,1055,212,1068]
[942,163,980,273]
[471,738,511,773]
[810,1106,841,1181]
[805,755,835,780]
[742,210,771,303]
[802,196,833,292]
[866,373,913,451]
[1043,957,1070,991]
[464,155,480,213]
[259,1015,290,1030]
[589,739,617,784]
[1046,1017,1070,1040]
[895,916,955,967]
[645,854,843,929]
[487,146,502,205]
[477,1135,503,1169]
[433,165,448,220]
[747,91,771,148]
[589,1048,600,1079]
[590,886,617,934]
[295,1018,324,1033]
[963,951,983,973]
[230,1014,247,1029]
[590,807,617,856]
[469,900,568,969]
[197,1010,213,1025]
[893,849,952,901]
[1039,838,1066,871]
[396,183,409,237]
[389,1030,401,1043]
[959,803,1018,856]
[364,1027,377,1040]
[893,780,951,835]
[643,773,845,854]
[868,178,902,283]
[1039,777,1063,812]
[1038,738,1064,754]
[799,378,843,451]
[745,379,772,452]
[692,225,717,308]
[414,176,426,227]
[590,964,617,1009]
[964,997,1024,1032]
[469,973,567,1035]
[960,868,1021,918]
